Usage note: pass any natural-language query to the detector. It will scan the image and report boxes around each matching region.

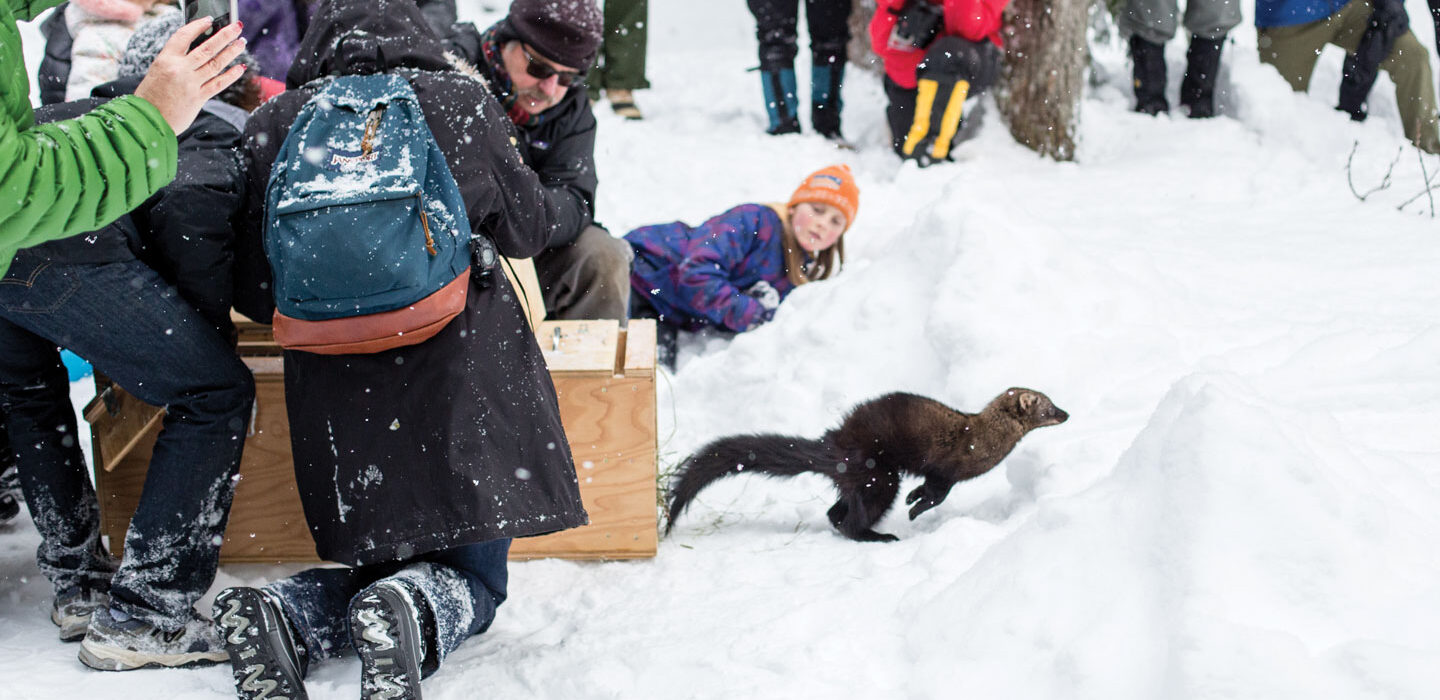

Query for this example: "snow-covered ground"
[6,1,1440,698]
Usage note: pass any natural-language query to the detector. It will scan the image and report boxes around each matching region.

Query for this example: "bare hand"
[133,18,247,135]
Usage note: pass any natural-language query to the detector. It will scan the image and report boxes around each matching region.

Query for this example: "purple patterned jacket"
[625,203,798,332]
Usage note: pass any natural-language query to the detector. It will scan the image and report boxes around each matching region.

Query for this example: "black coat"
[449,20,599,246]
[37,3,70,107]
[235,0,587,566]
[27,76,247,336]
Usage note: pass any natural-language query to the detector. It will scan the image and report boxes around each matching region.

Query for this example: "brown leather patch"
[273,270,469,355]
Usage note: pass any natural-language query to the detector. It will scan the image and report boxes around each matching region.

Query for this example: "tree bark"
[848,0,881,73]
[997,0,1089,161]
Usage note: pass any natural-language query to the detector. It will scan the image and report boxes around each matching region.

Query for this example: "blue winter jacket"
[625,203,797,332]
[1256,0,1353,28]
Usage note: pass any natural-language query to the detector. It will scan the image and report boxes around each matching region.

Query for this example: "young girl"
[625,165,859,361]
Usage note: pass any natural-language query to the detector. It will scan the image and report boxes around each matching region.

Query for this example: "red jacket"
[870,0,1009,89]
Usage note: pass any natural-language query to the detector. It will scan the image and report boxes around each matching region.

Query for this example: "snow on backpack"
[264,73,472,354]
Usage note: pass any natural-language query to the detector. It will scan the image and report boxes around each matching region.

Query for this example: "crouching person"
[870,0,1007,166]
[1257,0,1440,153]
[625,165,859,368]
[0,17,256,670]
[219,1,588,698]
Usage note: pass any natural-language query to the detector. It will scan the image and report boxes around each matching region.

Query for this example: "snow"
[6,1,1440,698]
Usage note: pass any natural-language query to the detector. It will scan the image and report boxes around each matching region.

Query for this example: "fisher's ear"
[1017,390,1038,413]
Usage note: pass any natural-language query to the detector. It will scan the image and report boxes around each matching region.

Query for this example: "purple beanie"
[507,0,603,69]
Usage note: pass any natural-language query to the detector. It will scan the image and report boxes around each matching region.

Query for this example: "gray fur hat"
[117,9,183,78]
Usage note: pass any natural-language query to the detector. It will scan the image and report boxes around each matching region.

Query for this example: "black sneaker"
[0,461,21,524]
[52,585,109,642]
[214,587,309,699]
[349,580,426,700]
[78,606,228,671]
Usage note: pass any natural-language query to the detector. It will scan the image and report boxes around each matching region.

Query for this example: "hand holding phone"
[134,17,247,134]
[182,0,239,50]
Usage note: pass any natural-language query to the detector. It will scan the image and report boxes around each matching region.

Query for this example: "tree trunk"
[848,0,881,74]
[997,0,1089,161]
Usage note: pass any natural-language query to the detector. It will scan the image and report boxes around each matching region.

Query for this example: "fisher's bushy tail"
[665,433,839,534]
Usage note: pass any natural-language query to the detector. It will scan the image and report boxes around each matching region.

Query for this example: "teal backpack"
[264,73,474,354]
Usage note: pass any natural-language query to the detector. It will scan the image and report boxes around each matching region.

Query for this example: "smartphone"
[180,0,239,51]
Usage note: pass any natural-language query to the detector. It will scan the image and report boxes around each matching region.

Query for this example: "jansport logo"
[329,148,380,169]
[811,174,843,189]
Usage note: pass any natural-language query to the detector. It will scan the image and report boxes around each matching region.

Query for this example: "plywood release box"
[87,319,659,562]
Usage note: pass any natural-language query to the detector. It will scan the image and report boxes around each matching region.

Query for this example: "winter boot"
[811,62,847,143]
[349,579,432,700]
[52,584,109,642]
[760,68,801,135]
[1179,36,1226,118]
[214,587,310,700]
[0,459,21,524]
[1130,35,1169,115]
[78,606,228,671]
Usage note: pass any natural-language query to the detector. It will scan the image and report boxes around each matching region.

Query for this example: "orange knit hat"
[787,165,860,230]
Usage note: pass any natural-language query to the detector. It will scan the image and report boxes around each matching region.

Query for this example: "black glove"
[887,0,944,51]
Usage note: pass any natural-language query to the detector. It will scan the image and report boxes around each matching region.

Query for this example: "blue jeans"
[266,539,510,674]
[0,252,255,631]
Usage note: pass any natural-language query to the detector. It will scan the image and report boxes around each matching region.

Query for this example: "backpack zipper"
[361,106,387,156]
[415,193,438,256]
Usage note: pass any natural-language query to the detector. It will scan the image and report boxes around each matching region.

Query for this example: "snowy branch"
[1346,141,1401,202]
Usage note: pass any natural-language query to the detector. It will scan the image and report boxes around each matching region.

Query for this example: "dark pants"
[266,539,510,674]
[884,37,1002,155]
[597,0,650,90]
[1430,0,1440,73]
[0,252,254,631]
[0,410,11,470]
[746,0,852,69]
[534,224,634,322]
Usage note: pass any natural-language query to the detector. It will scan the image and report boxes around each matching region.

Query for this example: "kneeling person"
[220,1,588,697]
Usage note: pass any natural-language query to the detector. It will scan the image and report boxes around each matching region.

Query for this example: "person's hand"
[133,18,247,135]
[744,280,781,311]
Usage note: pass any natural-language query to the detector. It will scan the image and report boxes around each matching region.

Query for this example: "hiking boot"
[214,587,309,700]
[1130,35,1169,116]
[0,461,21,524]
[1179,36,1225,119]
[607,89,644,120]
[349,580,428,700]
[78,606,227,671]
[52,585,109,642]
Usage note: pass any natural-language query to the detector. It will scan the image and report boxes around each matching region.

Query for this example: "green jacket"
[1,0,176,278]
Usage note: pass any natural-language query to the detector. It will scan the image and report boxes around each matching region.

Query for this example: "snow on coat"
[27,74,247,335]
[233,0,587,566]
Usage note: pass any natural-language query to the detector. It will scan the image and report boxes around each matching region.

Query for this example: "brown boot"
[607,89,643,120]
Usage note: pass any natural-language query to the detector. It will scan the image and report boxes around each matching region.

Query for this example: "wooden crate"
[87,319,658,562]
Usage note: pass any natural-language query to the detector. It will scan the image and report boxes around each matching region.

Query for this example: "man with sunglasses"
[448,0,633,322]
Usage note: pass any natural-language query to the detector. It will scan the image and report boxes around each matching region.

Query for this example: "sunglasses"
[520,44,585,87]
